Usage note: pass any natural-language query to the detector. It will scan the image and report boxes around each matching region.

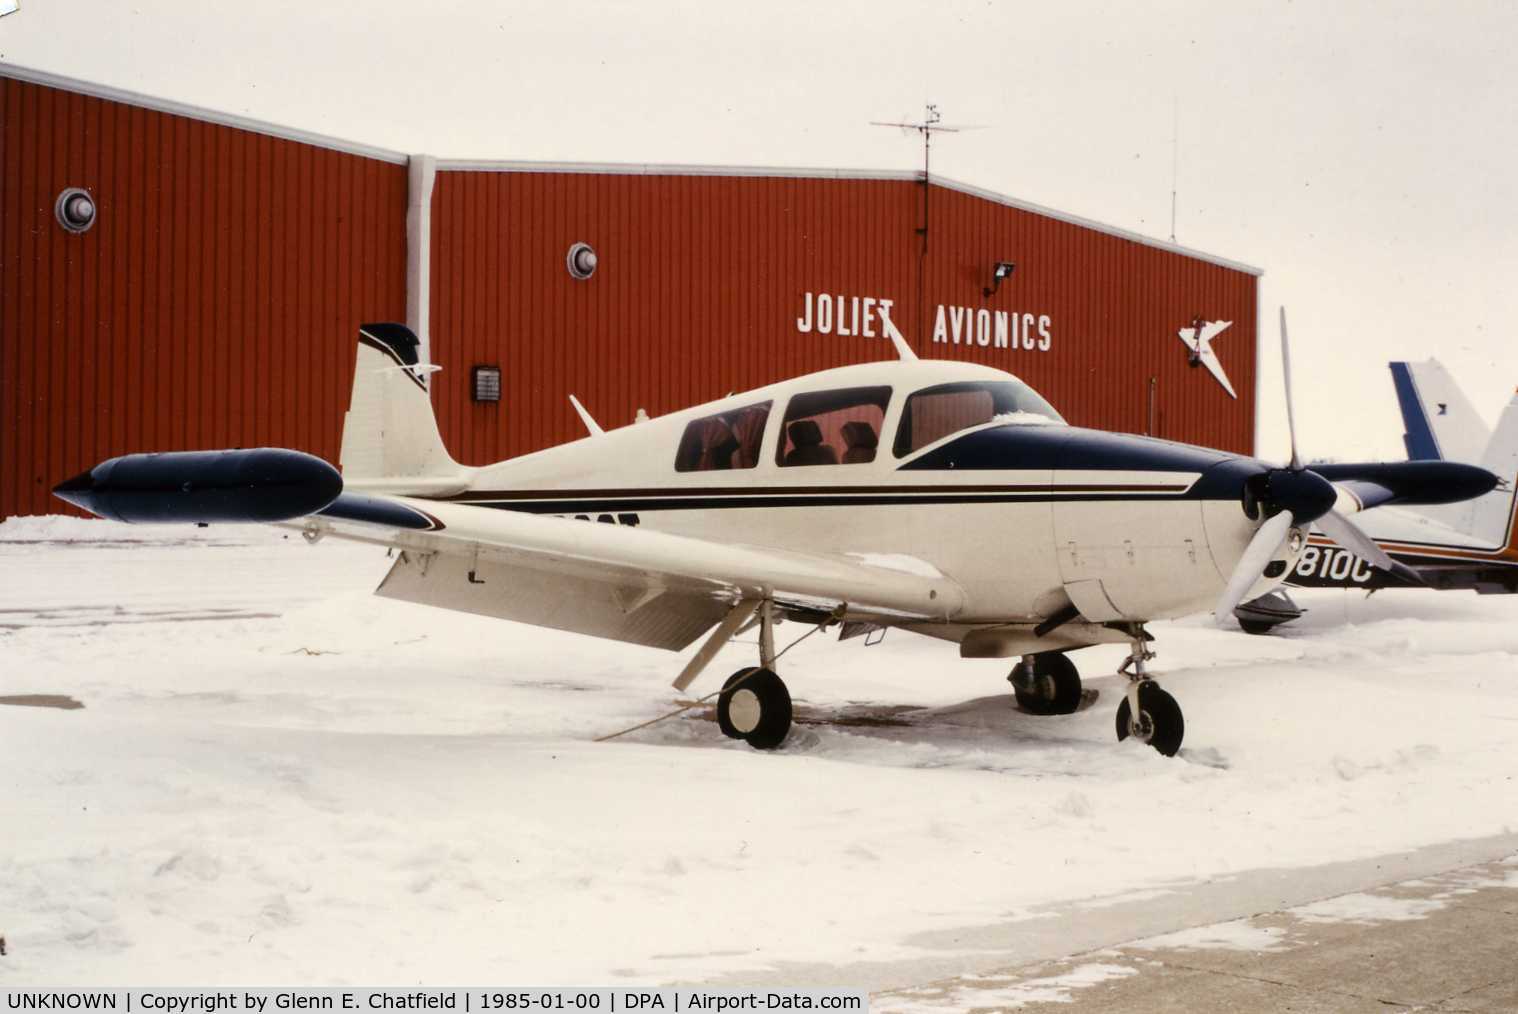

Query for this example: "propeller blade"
[1315,509,1396,571]
[1215,510,1296,626]
[1280,307,1301,470]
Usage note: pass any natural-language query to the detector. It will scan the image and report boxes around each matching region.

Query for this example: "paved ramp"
[878,854,1518,1011]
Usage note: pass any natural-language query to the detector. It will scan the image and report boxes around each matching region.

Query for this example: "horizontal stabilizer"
[317,492,442,531]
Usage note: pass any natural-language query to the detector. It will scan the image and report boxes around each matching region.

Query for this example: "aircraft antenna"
[568,394,604,436]
[1169,96,1178,243]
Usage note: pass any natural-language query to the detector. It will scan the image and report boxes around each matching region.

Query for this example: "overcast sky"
[5,1,1515,461]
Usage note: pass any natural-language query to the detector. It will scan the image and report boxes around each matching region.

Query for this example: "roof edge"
[0,62,1263,277]
[438,159,1262,276]
[0,61,409,165]
[932,175,1264,277]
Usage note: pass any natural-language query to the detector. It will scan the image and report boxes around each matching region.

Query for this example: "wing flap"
[376,551,727,650]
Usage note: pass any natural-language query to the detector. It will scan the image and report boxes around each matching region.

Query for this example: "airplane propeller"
[1212,308,1404,625]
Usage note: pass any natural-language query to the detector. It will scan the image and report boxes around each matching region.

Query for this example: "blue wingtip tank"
[53,448,343,524]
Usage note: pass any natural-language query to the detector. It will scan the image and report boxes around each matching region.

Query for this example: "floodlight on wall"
[472,365,502,403]
[982,260,1016,297]
[55,187,97,234]
[566,241,598,280]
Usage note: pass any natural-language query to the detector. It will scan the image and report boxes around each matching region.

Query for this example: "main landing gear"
[717,666,792,750]
[1008,652,1083,715]
[1114,631,1184,757]
[714,600,794,750]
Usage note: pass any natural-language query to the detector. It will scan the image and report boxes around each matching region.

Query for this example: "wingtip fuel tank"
[53,448,342,524]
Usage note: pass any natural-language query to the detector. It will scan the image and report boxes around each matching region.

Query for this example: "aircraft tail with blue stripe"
[1389,359,1490,465]
[1388,359,1517,550]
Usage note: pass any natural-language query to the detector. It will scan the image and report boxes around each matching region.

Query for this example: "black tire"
[716,667,792,750]
[1115,682,1185,757]
[716,668,758,739]
[1010,652,1083,715]
[1238,620,1277,636]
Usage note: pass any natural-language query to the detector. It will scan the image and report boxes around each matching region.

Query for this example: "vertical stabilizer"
[1389,359,1490,463]
[339,323,464,489]
[1465,391,1518,548]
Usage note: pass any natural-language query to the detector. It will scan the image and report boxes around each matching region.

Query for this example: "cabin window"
[674,401,772,472]
[776,386,892,467]
[893,380,1064,457]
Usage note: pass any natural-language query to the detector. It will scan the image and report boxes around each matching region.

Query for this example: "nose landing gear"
[1114,632,1185,756]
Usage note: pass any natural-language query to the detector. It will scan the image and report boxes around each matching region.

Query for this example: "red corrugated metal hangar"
[1,64,1261,519]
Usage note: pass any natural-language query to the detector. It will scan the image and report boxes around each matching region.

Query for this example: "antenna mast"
[870,105,979,344]
[1170,96,1178,243]
[872,104,965,254]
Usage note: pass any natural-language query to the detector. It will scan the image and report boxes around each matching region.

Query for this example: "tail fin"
[1389,359,1490,463]
[1464,390,1518,548]
[339,324,466,492]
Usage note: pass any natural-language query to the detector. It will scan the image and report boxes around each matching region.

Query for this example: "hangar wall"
[428,167,1259,467]
[0,71,409,518]
[1,64,1260,519]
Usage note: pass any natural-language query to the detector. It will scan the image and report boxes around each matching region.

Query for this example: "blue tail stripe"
[1390,361,1441,460]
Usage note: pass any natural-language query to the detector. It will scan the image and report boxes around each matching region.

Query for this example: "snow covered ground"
[2,515,1517,986]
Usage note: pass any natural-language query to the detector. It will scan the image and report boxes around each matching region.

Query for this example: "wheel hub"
[728,688,762,734]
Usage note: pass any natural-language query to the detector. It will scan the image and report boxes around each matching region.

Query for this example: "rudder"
[1467,391,1518,550]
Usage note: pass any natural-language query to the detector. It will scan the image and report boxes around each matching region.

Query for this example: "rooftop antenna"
[871,104,984,346]
[870,104,983,252]
[1169,96,1178,243]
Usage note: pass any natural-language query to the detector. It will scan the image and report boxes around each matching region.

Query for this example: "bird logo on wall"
[1178,319,1236,399]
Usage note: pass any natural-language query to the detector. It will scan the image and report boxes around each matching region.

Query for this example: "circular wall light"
[55,187,97,234]
[566,241,597,280]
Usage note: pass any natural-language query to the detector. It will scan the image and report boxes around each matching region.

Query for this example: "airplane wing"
[301,493,967,652]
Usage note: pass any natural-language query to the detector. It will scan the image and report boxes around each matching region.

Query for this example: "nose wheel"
[1114,634,1185,757]
[1115,682,1184,756]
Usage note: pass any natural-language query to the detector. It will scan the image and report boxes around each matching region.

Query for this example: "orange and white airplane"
[54,312,1497,756]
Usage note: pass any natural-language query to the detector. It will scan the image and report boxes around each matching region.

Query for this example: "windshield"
[893,380,1064,457]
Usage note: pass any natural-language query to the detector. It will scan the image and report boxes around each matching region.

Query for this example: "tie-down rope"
[593,620,830,743]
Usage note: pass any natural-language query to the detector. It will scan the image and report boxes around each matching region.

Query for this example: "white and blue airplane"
[54,311,1496,756]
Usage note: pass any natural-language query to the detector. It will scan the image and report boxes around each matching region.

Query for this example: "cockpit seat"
[841,421,878,464]
[784,420,838,466]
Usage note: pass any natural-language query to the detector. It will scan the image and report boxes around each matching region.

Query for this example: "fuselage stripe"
[435,486,1205,515]
[439,482,1192,502]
